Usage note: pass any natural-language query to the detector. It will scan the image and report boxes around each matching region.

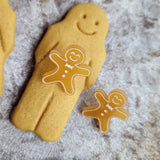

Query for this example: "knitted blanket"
[0,0,160,159]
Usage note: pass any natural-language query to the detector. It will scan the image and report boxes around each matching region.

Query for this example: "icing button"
[101,113,104,116]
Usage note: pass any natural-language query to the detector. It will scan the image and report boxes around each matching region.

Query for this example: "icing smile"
[112,98,120,105]
[77,22,96,35]
[69,56,78,61]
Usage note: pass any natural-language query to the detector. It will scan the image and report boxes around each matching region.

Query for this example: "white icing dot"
[104,110,107,113]
[101,113,104,116]
[62,74,65,78]
[65,70,68,73]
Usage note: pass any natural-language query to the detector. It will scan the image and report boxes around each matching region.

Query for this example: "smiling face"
[66,48,84,64]
[76,14,97,35]
[66,3,109,38]
[110,93,125,107]
[108,89,128,107]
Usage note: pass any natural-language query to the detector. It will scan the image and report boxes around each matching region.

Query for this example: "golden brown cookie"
[0,0,16,96]
[11,3,109,142]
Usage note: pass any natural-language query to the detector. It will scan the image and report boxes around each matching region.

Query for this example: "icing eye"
[76,54,80,58]
[71,51,75,55]
[95,21,99,26]
[83,14,87,19]
[114,95,118,99]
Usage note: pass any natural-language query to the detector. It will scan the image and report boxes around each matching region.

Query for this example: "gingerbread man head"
[66,47,84,65]
[108,89,128,107]
[66,3,109,39]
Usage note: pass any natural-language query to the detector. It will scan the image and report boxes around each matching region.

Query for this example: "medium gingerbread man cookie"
[0,0,16,96]
[82,89,129,133]
[11,3,109,142]
[42,46,90,94]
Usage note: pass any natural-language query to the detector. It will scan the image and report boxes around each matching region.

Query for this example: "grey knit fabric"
[0,0,160,159]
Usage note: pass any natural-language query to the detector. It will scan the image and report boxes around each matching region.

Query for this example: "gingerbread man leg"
[35,77,86,141]
[63,80,73,94]
[12,62,89,141]
[99,116,111,132]
[11,70,54,131]
[112,108,129,120]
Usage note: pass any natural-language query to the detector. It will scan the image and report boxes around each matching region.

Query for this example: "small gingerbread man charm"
[82,89,129,133]
[42,45,90,94]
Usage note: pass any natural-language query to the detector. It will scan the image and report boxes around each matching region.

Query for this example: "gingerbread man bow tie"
[82,89,129,133]
[42,45,90,95]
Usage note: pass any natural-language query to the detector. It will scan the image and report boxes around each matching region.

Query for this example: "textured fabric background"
[0,0,160,159]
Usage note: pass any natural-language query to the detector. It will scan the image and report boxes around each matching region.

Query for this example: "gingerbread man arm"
[85,47,106,89]
[35,24,61,64]
[82,106,99,118]
[82,105,99,112]
[0,0,16,57]
[99,116,111,133]
[49,53,65,65]
[112,108,129,120]
[75,66,90,76]
[94,89,108,104]
[42,53,65,84]
[63,81,73,95]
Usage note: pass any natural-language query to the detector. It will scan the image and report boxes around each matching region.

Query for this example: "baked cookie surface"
[11,3,109,142]
[0,0,16,96]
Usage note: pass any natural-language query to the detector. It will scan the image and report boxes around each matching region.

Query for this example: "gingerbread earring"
[42,45,90,95]
[82,89,129,133]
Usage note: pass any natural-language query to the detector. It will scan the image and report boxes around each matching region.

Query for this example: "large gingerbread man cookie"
[0,0,16,96]
[82,89,129,133]
[11,3,109,142]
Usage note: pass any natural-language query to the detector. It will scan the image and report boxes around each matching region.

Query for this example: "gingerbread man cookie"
[0,0,16,96]
[11,3,109,142]
[42,46,90,94]
[82,89,129,132]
